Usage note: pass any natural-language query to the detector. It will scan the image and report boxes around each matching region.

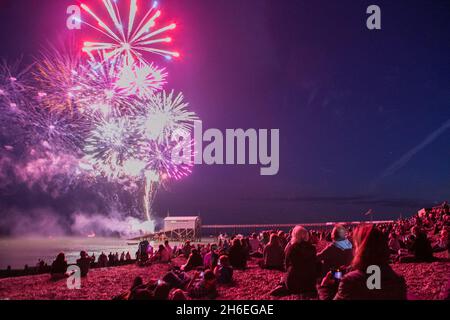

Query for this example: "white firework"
[116,62,167,98]
[83,116,142,180]
[137,90,198,143]
[74,55,135,116]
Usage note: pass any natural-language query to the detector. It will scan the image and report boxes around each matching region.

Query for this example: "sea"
[0,237,141,270]
[0,236,215,270]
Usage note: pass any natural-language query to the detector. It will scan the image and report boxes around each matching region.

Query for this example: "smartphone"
[331,269,343,280]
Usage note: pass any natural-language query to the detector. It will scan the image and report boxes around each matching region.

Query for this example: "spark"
[81,0,179,64]
[83,116,142,180]
[137,90,198,143]
[116,62,167,98]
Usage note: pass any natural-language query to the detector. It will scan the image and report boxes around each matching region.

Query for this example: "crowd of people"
[44,202,449,300]
[48,250,134,280]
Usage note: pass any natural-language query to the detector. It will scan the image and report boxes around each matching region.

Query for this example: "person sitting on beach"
[125,251,132,261]
[164,240,173,259]
[432,229,449,253]
[400,226,434,262]
[187,270,218,299]
[120,252,125,262]
[181,241,192,258]
[76,251,91,277]
[260,233,285,270]
[284,226,318,294]
[203,244,219,270]
[37,259,46,273]
[277,231,288,248]
[228,238,247,270]
[152,245,170,263]
[181,249,203,271]
[241,237,251,261]
[98,252,108,267]
[153,281,171,300]
[170,289,187,300]
[318,224,407,300]
[50,252,69,280]
[214,255,233,284]
[261,231,270,246]
[271,226,318,297]
[249,233,262,257]
[108,252,114,266]
[222,239,230,252]
[388,232,401,254]
[113,276,144,300]
[162,268,191,289]
[317,224,353,276]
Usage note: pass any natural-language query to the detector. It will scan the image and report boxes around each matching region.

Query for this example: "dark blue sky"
[0,0,449,226]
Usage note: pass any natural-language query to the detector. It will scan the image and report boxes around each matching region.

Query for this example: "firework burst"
[81,0,179,64]
[0,1,197,227]
[83,116,142,180]
[26,102,89,153]
[33,48,83,113]
[116,62,167,98]
[140,138,194,181]
[138,90,198,143]
[74,55,136,116]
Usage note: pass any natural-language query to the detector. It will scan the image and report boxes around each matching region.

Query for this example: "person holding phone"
[317,224,353,277]
[187,270,218,299]
[318,224,407,300]
[214,255,233,284]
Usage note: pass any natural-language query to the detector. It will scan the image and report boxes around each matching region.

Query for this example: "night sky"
[0,0,449,228]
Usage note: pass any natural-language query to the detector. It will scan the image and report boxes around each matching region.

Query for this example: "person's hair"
[170,289,187,300]
[164,240,169,245]
[153,281,170,300]
[203,270,216,282]
[218,255,230,266]
[291,225,309,244]
[56,252,65,262]
[331,224,347,241]
[80,251,87,258]
[351,224,390,271]
[269,233,280,246]
[131,276,143,289]
[159,244,165,251]
[232,238,241,247]
[411,226,421,236]
[191,249,198,255]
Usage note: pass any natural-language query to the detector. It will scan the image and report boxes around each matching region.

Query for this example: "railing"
[201,220,395,235]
